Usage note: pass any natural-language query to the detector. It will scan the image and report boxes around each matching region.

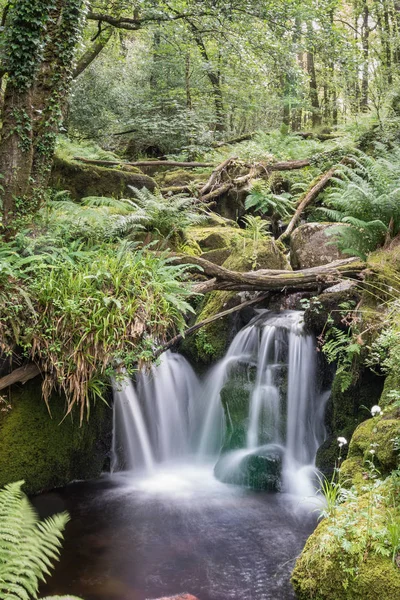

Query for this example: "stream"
[35,311,327,600]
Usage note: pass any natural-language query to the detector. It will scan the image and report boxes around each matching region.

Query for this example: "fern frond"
[0,481,69,600]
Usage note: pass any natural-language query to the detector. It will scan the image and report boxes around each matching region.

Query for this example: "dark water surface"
[33,465,317,600]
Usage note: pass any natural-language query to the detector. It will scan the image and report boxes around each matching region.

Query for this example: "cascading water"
[212,310,329,496]
[112,351,206,471]
[111,310,330,498]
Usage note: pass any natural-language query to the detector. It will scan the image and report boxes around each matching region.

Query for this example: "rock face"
[51,157,156,200]
[290,222,350,269]
[0,380,112,494]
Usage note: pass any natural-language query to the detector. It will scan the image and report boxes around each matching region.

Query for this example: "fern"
[128,186,208,240]
[0,481,73,600]
[245,179,295,219]
[318,149,400,257]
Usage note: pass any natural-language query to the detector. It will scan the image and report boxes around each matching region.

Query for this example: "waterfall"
[111,311,329,497]
[112,351,205,471]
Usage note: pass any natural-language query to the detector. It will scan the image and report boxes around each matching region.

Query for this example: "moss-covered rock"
[0,381,112,494]
[155,168,206,187]
[380,371,400,410]
[340,416,400,483]
[316,369,384,476]
[186,226,241,252]
[304,287,362,336]
[214,450,282,491]
[50,157,156,200]
[290,222,351,269]
[292,477,400,600]
[292,522,400,600]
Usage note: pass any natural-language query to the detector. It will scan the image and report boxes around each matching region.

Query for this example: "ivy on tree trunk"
[0,0,86,232]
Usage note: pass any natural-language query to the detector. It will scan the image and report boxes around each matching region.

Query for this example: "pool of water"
[34,464,317,600]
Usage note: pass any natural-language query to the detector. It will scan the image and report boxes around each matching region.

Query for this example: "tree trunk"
[30,1,86,200]
[0,0,50,229]
[189,23,225,132]
[0,0,86,230]
[361,1,370,111]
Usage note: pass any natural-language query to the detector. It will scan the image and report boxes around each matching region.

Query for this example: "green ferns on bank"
[0,234,196,421]
[0,481,76,600]
[318,150,400,259]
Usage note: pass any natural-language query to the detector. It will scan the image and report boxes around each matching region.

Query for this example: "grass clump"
[0,235,196,421]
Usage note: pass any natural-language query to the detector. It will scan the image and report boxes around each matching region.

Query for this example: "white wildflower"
[371,405,382,417]
[337,436,348,448]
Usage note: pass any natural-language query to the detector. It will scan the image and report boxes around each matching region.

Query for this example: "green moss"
[381,372,400,410]
[316,370,384,476]
[50,156,156,200]
[292,478,400,600]
[339,456,365,487]
[192,291,238,363]
[186,226,242,251]
[156,169,206,187]
[0,381,112,494]
[344,417,400,477]
[220,368,255,450]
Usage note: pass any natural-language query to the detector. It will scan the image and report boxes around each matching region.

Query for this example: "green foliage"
[0,231,197,420]
[245,179,295,220]
[1,1,50,90]
[0,480,70,600]
[322,327,361,393]
[128,186,208,241]
[318,150,400,259]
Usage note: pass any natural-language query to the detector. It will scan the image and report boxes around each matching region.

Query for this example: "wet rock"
[214,448,283,492]
[290,222,351,269]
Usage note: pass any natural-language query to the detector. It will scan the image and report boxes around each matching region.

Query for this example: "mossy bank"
[0,380,112,494]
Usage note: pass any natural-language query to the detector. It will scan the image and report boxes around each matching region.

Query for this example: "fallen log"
[173,255,366,295]
[0,363,41,391]
[294,132,341,141]
[73,157,214,168]
[278,159,347,243]
[200,157,237,196]
[158,293,270,356]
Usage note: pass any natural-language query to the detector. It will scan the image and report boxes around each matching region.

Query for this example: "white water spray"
[111,311,329,497]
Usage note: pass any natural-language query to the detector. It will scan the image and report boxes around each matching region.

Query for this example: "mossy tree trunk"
[0,0,86,232]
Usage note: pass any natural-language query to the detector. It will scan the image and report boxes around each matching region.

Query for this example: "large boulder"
[290,223,351,269]
[0,380,112,494]
[51,157,156,200]
[214,449,282,491]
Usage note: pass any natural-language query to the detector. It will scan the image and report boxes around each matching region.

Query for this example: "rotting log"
[158,292,270,356]
[73,157,214,168]
[172,255,366,295]
[0,363,41,391]
[278,158,349,243]
[200,157,237,196]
